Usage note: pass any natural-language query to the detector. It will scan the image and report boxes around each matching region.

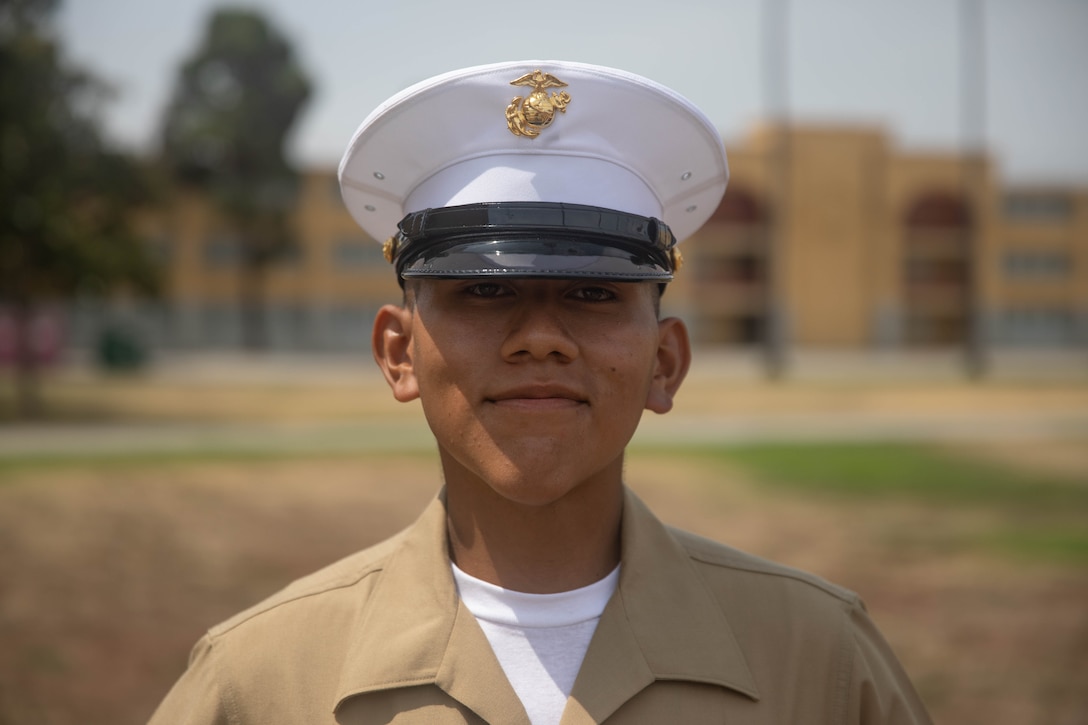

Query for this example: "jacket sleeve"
[147,634,234,725]
[839,598,934,725]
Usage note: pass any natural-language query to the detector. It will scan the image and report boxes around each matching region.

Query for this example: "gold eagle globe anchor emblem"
[505,70,571,138]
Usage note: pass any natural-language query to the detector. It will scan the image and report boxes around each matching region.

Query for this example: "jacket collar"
[565,490,759,722]
[333,488,758,721]
[333,492,530,724]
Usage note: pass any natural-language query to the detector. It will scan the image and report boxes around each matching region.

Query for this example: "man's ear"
[645,316,691,414]
[372,304,420,403]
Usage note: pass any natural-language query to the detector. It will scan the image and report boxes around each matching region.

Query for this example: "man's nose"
[500,301,578,362]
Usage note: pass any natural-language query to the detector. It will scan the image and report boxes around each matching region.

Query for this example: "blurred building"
[72,123,1088,352]
[675,124,1088,349]
[72,172,397,353]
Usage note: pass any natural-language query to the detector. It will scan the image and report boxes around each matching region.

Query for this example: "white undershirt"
[451,563,620,725]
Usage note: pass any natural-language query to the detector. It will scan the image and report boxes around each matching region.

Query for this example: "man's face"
[374,277,689,507]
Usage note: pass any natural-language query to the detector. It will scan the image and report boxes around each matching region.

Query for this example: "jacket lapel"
[562,489,760,724]
[436,603,531,725]
[333,493,528,724]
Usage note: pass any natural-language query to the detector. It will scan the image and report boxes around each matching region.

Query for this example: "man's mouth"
[486,384,587,410]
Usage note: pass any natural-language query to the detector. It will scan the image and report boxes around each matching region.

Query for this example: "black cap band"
[389,202,677,282]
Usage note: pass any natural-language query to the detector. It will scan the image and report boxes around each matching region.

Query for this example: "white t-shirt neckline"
[451,563,620,628]
[451,562,621,725]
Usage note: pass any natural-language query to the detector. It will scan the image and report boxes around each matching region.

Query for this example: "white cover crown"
[338,60,728,244]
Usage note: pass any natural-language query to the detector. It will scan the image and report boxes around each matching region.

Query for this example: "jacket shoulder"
[668,525,859,606]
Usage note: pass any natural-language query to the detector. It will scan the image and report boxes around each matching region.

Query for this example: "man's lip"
[486,385,588,404]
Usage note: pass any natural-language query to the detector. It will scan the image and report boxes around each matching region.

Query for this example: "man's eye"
[571,286,617,302]
[465,282,507,298]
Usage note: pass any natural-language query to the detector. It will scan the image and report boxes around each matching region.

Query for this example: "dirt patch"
[0,459,440,724]
[943,439,1088,483]
[1,454,1086,725]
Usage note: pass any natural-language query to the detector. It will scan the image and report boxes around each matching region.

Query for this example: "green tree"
[0,0,160,418]
[160,7,311,349]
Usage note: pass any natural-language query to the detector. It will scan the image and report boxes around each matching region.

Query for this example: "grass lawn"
[696,441,1087,505]
[661,441,1088,565]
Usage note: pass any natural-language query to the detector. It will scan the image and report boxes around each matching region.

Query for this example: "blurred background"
[1,1,1086,723]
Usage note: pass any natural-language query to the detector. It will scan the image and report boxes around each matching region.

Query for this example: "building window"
[901,192,972,346]
[332,237,382,268]
[907,259,967,285]
[200,304,239,345]
[904,314,966,346]
[904,193,972,229]
[328,305,375,348]
[695,255,765,284]
[1000,307,1075,346]
[1003,194,1073,222]
[204,235,240,268]
[711,187,768,225]
[1003,250,1072,279]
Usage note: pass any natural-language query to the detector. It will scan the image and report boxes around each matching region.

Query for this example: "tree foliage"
[0,0,160,417]
[160,7,311,348]
[0,0,159,302]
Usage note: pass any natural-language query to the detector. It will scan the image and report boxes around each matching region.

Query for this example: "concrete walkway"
[3,408,1086,460]
[2,349,1085,460]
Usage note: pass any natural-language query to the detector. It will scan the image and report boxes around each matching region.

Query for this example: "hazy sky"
[58,0,1088,186]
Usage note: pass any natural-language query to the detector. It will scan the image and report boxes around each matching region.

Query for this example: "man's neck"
[443,460,624,594]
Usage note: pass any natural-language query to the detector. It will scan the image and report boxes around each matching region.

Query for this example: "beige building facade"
[674,124,1087,350]
[82,123,1087,353]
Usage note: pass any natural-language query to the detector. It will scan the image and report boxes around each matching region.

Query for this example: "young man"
[151,61,932,724]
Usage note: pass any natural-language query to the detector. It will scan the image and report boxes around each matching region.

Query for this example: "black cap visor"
[392,202,676,282]
[400,237,673,280]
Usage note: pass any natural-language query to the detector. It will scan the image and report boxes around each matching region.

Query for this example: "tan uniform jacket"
[149,488,932,724]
